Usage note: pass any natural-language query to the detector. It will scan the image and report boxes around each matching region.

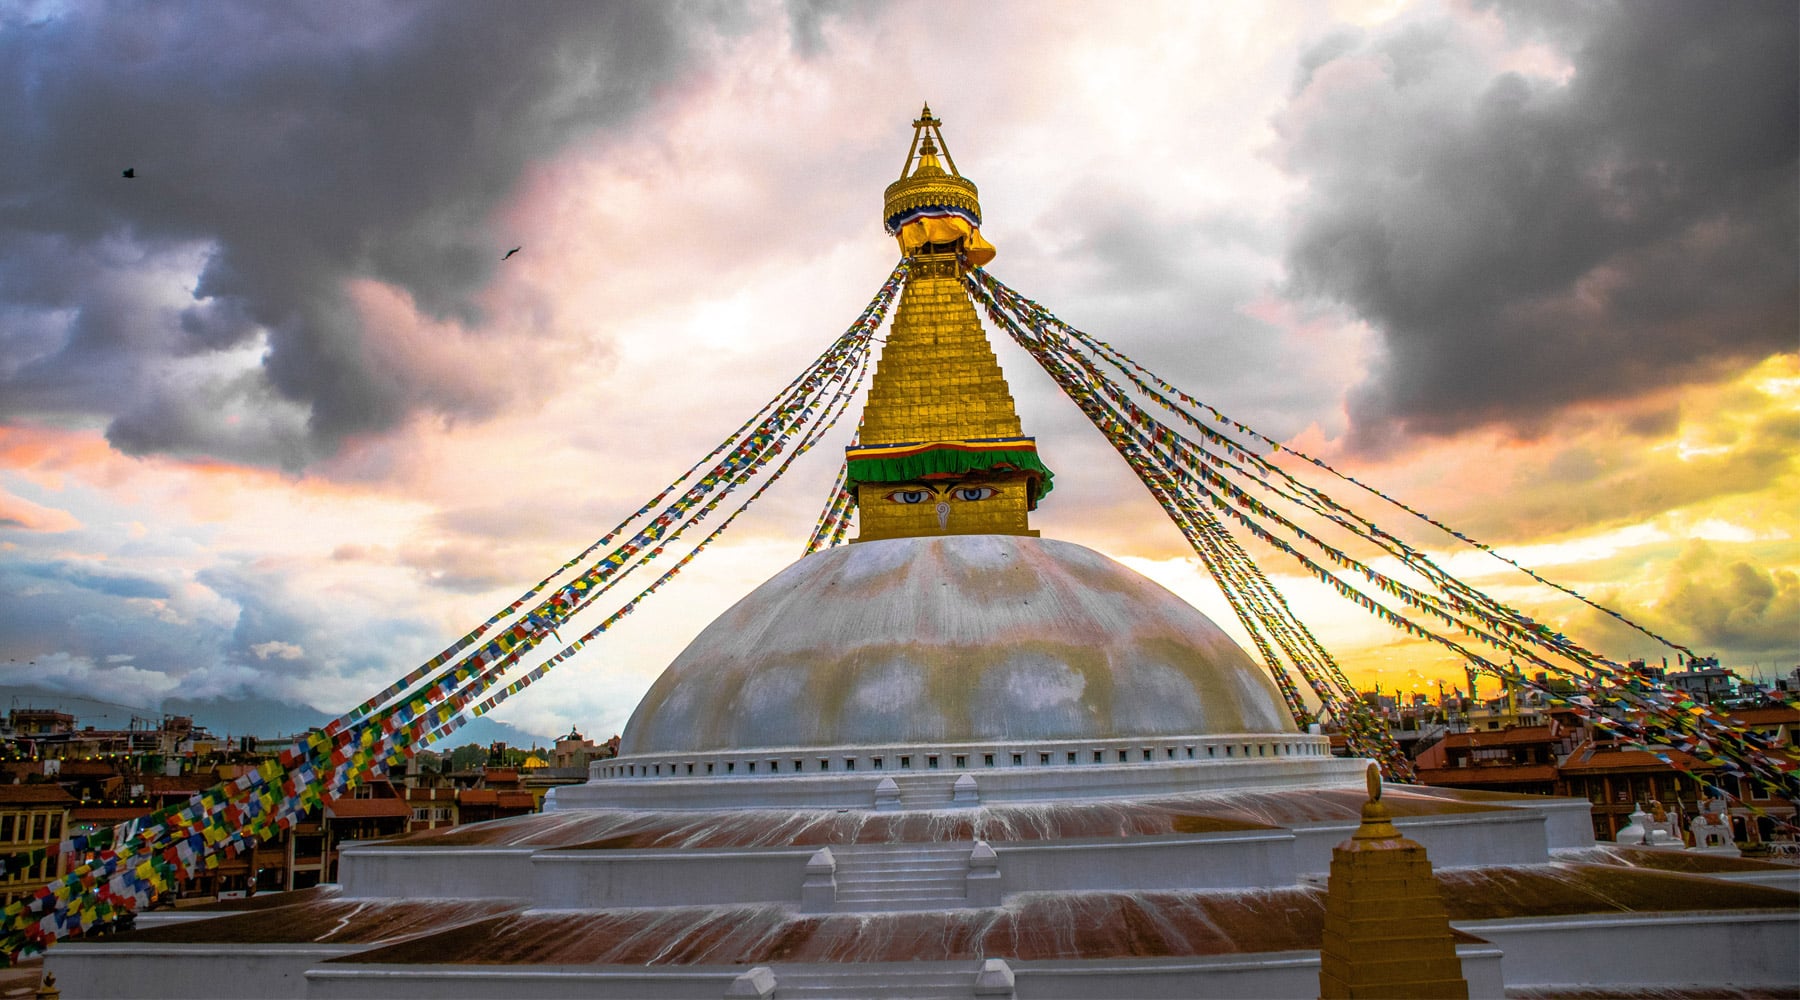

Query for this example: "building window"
[1166,747,1176,759]
[872,757,883,770]
[1040,753,1051,765]
[1208,745,1216,757]
[1118,750,1129,763]
[1067,752,1077,764]
[1142,749,1153,762]
[770,760,781,773]
[954,755,967,769]
[820,758,831,771]
[1093,751,1104,764]
[706,763,715,774]
[844,758,856,771]
[899,756,911,769]
[983,754,995,767]
[746,761,755,773]
[686,763,695,775]
[794,760,804,772]
[726,762,736,774]
[1225,746,1234,757]
[928,755,939,769]
[1186,746,1195,759]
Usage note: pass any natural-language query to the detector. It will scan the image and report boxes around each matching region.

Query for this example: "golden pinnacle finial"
[883,104,992,265]
[1353,762,1402,840]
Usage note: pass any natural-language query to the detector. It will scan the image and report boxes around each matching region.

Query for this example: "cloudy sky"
[2,0,1794,742]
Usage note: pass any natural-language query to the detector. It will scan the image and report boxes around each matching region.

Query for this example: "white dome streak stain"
[621,536,1292,754]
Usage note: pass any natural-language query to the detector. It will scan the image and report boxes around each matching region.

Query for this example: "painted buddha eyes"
[882,486,999,504]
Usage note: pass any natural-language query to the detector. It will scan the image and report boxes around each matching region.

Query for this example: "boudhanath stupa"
[48,108,1798,1000]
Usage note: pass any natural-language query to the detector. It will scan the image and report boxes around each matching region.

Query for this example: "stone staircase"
[875,773,980,811]
[829,842,973,912]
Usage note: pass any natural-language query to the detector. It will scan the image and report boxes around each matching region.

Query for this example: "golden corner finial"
[915,102,938,127]
[1353,762,1402,841]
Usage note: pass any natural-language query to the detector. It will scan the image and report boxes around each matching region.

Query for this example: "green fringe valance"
[847,447,1055,502]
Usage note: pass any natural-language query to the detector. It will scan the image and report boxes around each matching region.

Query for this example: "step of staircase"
[831,874,972,892]
[837,860,968,876]
[835,884,968,901]
[772,979,972,1000]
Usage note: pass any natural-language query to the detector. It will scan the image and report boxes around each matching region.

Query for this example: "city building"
[0,784,73,908]
[1407,666,1799,845]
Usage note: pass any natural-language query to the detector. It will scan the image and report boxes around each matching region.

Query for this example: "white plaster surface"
[1454,910,1800,991]
[49,943,359,1000]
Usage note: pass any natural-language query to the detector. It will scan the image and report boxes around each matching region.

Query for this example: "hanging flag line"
[978,273,1623,676]
[1016,293,1695,659]
[440,301,883,739]
[809,423,866,555]
[972,271,1612,675]
[329,282,883,738]
[965,274,1410,778]
[0,264,907,964]
[961,269,1400,767]
[965,267,1797,802]
[805,460,851,555]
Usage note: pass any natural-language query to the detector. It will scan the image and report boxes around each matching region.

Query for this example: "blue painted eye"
[884,489,933,504]
[951,486,998,502]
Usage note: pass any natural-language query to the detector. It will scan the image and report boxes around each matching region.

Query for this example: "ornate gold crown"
[882,104,982,231]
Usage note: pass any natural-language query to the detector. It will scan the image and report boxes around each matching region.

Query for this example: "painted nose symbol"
[936,501,951,530]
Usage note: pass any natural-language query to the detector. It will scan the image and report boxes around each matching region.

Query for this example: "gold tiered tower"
[850,106,1054,541]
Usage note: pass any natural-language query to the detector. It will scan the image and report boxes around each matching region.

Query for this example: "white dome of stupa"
[620,534,1293,756]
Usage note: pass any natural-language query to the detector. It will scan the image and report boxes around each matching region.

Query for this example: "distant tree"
[446,743,487,771]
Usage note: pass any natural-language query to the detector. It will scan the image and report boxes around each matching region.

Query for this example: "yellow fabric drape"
[896,215,996,266]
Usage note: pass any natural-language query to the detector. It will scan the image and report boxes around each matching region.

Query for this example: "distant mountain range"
[0,685,545,752]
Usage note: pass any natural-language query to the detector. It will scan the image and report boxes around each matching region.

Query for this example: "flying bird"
[502,246,522,260]
[121,168,135,179]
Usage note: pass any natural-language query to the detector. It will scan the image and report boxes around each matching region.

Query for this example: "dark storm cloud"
[1577,541,1800,661]
[0,2,710,468]
[1277,0,1798,450]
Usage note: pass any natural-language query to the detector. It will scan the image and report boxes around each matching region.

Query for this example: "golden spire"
[848,106,1052,543]
[1318,764,1469,999]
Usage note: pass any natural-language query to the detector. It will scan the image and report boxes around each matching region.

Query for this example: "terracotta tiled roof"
[142,774,214,794]
[54,760,123,778]
[1440,725,1555,748]
[1415,764,1559,786]
[494,791,536,810]
[70,805,146,824]
[0,784,76,805]
[325,798,411,820]
[458,789,498,806]
[1726,706,1800,726]
[1560,743,1713,773]
[403,787,457,803]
